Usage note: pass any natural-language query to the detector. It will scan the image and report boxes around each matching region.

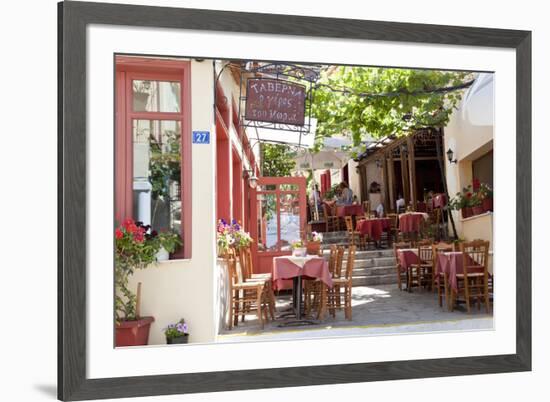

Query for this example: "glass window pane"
[279,193,301,251]
[132,119,182,242]
[279,183,299,191]
[257,193,278,251]
[132,80,181,112]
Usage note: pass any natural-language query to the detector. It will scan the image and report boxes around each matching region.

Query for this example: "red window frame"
[115,56,192,259]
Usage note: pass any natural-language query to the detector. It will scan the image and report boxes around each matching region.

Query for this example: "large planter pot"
[166,334,189,344]
[115,316,154,347]
[461,207,473,219]
[306,241,321,255]
[472,205,485,216]
[482,198,493,212]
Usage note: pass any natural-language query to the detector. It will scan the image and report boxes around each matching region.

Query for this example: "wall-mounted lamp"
[446,148,458,164]
[243,169,259,189]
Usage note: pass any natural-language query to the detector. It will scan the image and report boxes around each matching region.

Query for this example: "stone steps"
[319,245,398,287]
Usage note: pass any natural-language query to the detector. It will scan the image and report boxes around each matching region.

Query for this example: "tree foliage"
[312,67,471,147]
[261,143,296,177]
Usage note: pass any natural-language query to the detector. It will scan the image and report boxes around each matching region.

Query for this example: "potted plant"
[291,239,307,257]
[156,229,183,261]
[114,218,180,347]
[306,231,323,255]
[164,319,190,344]
[478,183,493,212]
[470,192,484,216]
[216,219,253,257]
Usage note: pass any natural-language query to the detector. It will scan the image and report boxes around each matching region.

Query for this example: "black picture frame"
[58,1,531,400]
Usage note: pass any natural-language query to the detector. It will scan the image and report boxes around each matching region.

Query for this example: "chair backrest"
[334,246,345,277]
[363,201,370,215]
[323,202,336,217]
[344,245,357,280]
[393,241,412,265]
[417,243,433,264]
[226,256,239,289]
[431,242,453,267]
[459,239,489,276]
[328,245,338,276]
[344,216,354,233]
[386,213,398,229]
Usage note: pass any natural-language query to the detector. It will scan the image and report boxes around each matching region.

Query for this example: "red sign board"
[245,78,306,126]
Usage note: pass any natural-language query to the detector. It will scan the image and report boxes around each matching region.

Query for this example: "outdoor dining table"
[435,252,484,293]
[272,255,332,323]
[399,212,429,233]
[335,204,364,217]
[356,217,391,241]
[396,248,421,274]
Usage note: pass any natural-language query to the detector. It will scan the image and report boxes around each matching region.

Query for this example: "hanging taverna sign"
[244,78,307,126]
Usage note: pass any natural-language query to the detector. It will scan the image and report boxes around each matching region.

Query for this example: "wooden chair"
[408,240,434,291]
[344,215,363,248]
[226,256,268,329]
[329,245,357,320]
[362,201,370,216]
[323,202,340,232]
[304,245,337,319]
[393,241,412,291]
[237,247,276,321]
[432,242,455,308]
[386,213,399,246]
[453,240,491,313]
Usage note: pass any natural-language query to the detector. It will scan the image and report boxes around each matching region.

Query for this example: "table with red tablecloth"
[435,252,484,292]
[396,248,421,273]
[335,204,364,217]
[273,255,332,321]
[356,218,391,241]
[399,212,429,233]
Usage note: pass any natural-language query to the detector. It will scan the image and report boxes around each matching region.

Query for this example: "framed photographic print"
[58,1,531,400]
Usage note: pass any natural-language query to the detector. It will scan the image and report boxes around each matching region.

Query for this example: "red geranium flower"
[122,218,134,229]
[115,228,123,239]
[126,223,138,234]
[133,231,144,242]
[466,192,472,198]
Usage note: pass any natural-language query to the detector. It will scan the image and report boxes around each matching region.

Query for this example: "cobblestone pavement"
[217,284,493,341]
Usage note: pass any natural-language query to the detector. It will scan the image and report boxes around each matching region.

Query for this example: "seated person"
[336,182,353,205]
[396,194,406,213]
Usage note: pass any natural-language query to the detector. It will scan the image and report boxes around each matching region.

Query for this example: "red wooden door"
[250,177,307,289]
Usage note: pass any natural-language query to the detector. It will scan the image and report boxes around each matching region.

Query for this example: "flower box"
[306,241,321,255]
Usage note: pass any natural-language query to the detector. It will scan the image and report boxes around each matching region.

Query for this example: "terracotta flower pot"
[167,334,189,344]
[461,207,473,219]
[482,198,493,212]
[472,205,485,216]
[115,316,154,347]
[306,241,321,255]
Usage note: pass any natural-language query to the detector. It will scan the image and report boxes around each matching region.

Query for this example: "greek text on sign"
[245,78,306,126]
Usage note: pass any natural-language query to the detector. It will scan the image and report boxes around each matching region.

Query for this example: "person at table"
[336,182,353,205]
[375,202,384,217]
[396,194,406,213]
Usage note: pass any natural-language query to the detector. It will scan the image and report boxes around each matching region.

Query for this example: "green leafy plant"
[312,67,471,145]
[115,219,181,322]
[291,239,305,249]
[261,143,296,177]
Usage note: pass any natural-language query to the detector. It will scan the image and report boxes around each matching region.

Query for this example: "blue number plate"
[192,131,210,144]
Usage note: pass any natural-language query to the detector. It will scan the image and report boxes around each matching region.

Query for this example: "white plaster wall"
[444,73,494,237]
[347,159,361,200]
[128,61,218,345]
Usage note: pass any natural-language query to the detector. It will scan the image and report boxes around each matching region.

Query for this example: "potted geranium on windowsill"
[478,183,493,212]
[306,231,323,255]
[164,319,190,344]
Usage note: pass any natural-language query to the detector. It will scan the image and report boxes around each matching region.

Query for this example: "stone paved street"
[217,284,493,342]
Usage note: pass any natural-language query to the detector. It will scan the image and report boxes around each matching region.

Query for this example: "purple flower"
[182,323,188,333]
